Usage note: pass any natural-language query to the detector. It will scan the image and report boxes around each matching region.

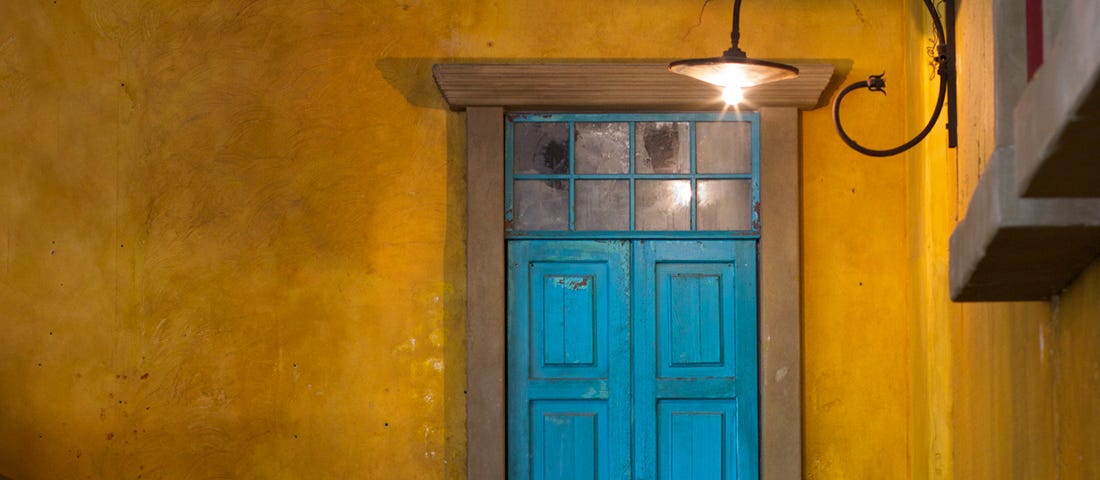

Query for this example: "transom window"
[506,113,760,238]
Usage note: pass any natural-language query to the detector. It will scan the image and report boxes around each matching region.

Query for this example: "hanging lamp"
[669,0,799,104]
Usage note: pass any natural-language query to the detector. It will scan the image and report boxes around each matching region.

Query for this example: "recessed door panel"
[657,262,737,379]
[659,400,738,480]
[532,401,608,480]
[529,262,608,380]
[508,241,632,480]
[634,241,758,480]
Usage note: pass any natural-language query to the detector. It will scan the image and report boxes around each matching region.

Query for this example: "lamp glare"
[722,85,744,105]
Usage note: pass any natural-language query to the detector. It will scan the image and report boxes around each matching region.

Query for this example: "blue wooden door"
[508,239,758,480]
[633,240,758,480]
[508,240,633,480]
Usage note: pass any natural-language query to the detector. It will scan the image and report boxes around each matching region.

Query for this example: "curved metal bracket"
[832,0,957,157]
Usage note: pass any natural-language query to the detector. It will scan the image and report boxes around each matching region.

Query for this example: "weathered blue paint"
[634,240,758,480]
[749,119,761,230]
[628,121,636,230]
[508,240,632,480]
[568,122,577,231]
[689,121,698,231]
[507,112,760,479]
[505,119,516,225]
[508,240,759,479]
[505,231,759,240]
[659,400,738,479]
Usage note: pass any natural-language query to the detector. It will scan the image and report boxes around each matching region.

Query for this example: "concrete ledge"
[950,147,1100,301]
[1014,0,1100,197]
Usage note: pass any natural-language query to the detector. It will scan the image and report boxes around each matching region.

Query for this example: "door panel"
[658,400,738,480]
[509,240,757,480]
[657,262,737,378]
[508,240,632,480]
[532,400,607,480]
[634,240,758,480]
[529,262,609,380]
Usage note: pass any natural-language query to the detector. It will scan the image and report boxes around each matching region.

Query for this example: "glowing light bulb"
[722,85,744,105]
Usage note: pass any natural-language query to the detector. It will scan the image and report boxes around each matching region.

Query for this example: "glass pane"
[575,123,629,174]
[514,122,570,174]
[635,122,689,174]
[636,180,691,230]
[697,122,752,174]
[513,180,568,230]
[575,180,629,230]
[697,180,752,230]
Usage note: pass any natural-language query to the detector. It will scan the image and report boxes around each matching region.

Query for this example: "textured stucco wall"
[1,2,466,478]
[794,2,913,478]
[0,1,914,478]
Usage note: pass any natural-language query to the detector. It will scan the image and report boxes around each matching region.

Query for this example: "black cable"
[832,0,949,157]
[725,0,747,58]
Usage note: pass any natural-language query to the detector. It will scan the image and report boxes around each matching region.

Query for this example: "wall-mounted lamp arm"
[832,0,956,157]
[833,71,947,157]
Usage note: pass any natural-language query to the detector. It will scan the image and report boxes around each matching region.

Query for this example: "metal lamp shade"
[668,57,799,87]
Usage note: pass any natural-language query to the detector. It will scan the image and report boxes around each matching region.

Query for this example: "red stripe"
[1027,0,1044,79]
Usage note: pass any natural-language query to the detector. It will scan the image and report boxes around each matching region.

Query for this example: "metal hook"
[867,73,887,95]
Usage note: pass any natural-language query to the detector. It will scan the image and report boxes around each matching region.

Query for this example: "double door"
[507,239,758,480]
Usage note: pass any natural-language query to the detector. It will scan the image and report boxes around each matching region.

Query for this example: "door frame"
[435,63,833,480]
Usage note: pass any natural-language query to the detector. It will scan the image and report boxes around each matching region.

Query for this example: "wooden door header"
[433,63,835,111]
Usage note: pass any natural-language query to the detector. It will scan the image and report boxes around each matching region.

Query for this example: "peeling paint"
[555,275,591,290]
[774,366,789,383]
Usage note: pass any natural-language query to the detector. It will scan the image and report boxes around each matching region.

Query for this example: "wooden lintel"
[433,63,835,111]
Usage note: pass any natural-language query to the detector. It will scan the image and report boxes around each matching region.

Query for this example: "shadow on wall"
[375,57,685,110]
[441,107,468,472]
[373,55,471,473]
[375,58,450,110]
[739,57,853,110]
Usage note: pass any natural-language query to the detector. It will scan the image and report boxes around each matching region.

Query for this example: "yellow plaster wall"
[1053,261,1100,479]
[902,2,950,477]
[743,1,919,478]
[1,1,917,478]
[797,0,914,475]
[907,1,1100,479]
[1,2,467,477]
